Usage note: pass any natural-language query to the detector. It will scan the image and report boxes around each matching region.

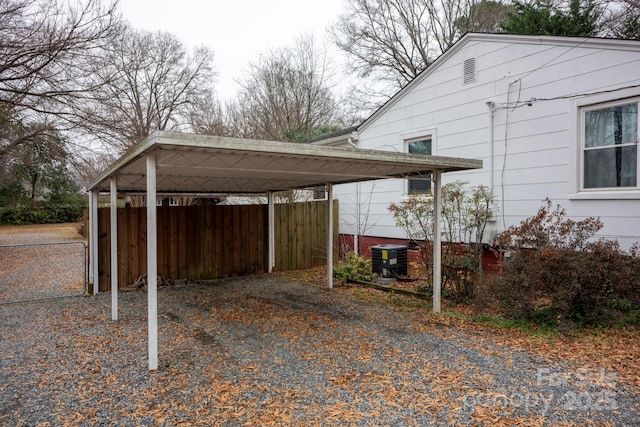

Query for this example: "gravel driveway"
[1,272,638,426]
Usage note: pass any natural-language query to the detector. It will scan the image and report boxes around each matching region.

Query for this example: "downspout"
[486,101,495,194]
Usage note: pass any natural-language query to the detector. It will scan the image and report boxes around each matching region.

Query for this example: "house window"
[168,197,180,206]
[582,100,638,189]
[407,137,432,194]
[156,198,163,207]
[312,186,326,200]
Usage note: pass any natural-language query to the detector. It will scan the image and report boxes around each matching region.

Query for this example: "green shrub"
[334,252,377,282]
[495,199,640,329]
[0,203,84,225]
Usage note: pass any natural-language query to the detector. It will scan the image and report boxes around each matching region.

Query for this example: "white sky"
[117,0,346,100]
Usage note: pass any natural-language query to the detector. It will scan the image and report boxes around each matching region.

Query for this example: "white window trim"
[400,127,437,195]
[568,90,640,200]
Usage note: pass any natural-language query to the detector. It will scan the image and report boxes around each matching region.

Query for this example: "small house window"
[156,198,163,207]
[169,197,180,206]
[312,186,326,200]
[582,100,638,189]
[407,137,432,194]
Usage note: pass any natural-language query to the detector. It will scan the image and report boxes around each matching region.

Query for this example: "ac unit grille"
[371,244,408,278]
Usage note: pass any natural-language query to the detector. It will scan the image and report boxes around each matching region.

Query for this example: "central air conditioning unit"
[371,244,408,279]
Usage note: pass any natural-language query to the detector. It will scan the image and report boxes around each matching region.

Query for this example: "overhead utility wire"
[493,84,640,111]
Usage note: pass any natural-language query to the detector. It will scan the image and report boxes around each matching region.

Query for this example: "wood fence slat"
[139,208,147,283]
[98,209,109,291]
[187,207,198,279]
[213,206,223,278]
[222,206,232,276]
[166,207,177,279]
[274,203,283,271]
[233,206,243,275]
[258,204,267,272]
[247,204,258,274]
[303,202,312,269]
[126,207,137,286]
[203,206,213,278]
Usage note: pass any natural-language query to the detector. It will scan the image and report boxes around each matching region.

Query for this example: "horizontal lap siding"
[339,38,640,249]
[97,201,337,291]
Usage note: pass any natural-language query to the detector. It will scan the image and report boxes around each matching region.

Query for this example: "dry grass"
[0,222,84,241]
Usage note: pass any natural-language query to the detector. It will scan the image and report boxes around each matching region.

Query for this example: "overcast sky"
[117,0,346,100]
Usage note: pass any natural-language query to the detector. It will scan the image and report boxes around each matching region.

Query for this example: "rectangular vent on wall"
[463,57,476,84]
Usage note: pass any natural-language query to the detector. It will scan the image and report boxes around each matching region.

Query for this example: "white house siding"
[334,34,640,250]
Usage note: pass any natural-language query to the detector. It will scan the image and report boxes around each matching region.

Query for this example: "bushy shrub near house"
[495,199,640,329]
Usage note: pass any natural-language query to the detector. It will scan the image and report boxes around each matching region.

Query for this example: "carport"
[87,131,481,370]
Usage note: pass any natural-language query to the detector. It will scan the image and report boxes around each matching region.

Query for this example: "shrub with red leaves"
[495,199,640,329]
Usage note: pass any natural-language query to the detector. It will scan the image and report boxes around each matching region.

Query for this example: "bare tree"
[187,94,227,136]
[0,0,119,159]
[455,1,514,34]
[231,35,342,142]
[331,0,434,91]
[607,0,640,38]
[80,26,216,151]
[331,0,511,95]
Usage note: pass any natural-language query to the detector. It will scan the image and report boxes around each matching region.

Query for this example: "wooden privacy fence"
[97,200,338,291]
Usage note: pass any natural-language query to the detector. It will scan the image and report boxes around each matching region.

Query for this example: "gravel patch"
[1,275,638,426]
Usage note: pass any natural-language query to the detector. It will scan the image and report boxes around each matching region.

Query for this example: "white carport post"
[267,191,275,273]
[110,178,118,320]
[327,183,334,289]
[432,170,442,313]
[89,189,99,294]
[146,153,159,371]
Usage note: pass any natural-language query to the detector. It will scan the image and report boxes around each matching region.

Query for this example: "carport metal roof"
[88,131,482,194]
[87,131,482,371]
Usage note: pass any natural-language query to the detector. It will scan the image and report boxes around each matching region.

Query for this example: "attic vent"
[463,57,476,84]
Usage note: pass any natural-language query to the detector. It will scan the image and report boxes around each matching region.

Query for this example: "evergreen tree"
[500,0,601,36]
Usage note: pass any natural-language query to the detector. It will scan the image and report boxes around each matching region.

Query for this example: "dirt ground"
[0,222,84,241]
